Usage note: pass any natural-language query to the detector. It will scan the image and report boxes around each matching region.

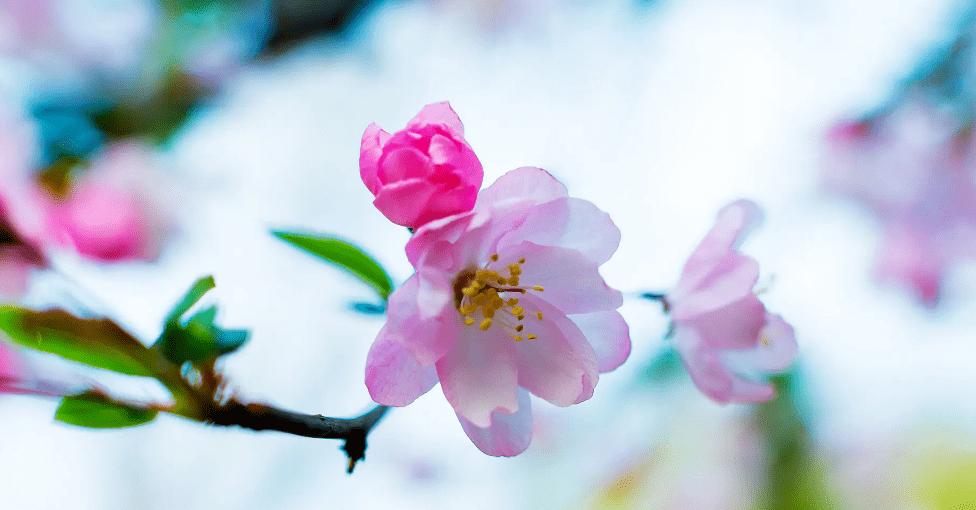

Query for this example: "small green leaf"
[155,303,250,364]
[0,307,155,377]
[273,231,393,301]
[166,276,216,325]
[56,392,157,428]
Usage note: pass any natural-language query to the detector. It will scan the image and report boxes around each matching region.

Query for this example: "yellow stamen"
[490,253,499,262]
[518,257,525,264]
[517,315,525,321]
[464,317,475,325]
[460,304,477,315]
[472,294,487,306]
[527,334,537,340]
[532,286,545,292]
[511,306,524,316]
[508,276,520,286]
[507,298,519,306]
[479,319,492,331]
[536,311,543,320]
[515,325,523,332]
[484,307,496,319]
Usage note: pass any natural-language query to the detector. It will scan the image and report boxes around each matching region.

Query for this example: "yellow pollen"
[476,269,491,282]
[484,307,496,319]
[527,334,537,340]
[532,286,545,292]
[490,253,499,262]
[508,264,521,276]
[508,276,520,286]
[515,325,523,332]
[518,257,526,264]
[464,317,475,325]
[460,303,477,315]
[536,311,543,320]
[760,335,770,346]
[517,315,525,321]
[507,298,519,306]
[511,306,525,316]
[472,294,487,306]
[513,335,523,342]
[479,319,492,331]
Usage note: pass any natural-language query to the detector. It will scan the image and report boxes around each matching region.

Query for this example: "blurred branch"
[261,0,375,55]
[207,401,390,473]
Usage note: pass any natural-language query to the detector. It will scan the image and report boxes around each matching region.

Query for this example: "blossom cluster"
[825,99,976,306]
[360,102,796,455]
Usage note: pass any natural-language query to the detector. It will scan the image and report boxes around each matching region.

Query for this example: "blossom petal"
[359,123,391,195]
[508,242,622,314]
[568,310,631,373]
[457,387,533,457]
[407,101,465,136]
[721,313,797,373]
[377,146,433,184]
[436,324,519,428]
[675,200,763,296]
[514,293,599,406]
[385,272,458,365]
[668,252,759,319]
[499,197,620,265]
[372,179,438,227]
[676,294,766,350]
[365,324,439,406]
[675,327,775,404]
[475,167,567,211]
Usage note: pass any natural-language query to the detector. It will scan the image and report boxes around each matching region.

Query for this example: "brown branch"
[206,400,390,473]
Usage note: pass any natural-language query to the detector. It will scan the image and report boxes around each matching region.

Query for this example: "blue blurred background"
[3,0,976,508]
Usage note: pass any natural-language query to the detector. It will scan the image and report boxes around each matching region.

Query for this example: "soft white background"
[3,0,976,508]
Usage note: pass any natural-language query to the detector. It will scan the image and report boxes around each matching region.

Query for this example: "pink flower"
[666,200,796,404]
[360,102,484,229]
[825,100,976,305]
[0,203,46,300]
[365,167,629,456]
[47,141,175,262]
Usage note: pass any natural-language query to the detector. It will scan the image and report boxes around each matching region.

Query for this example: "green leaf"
[56,392,157,428]
[165,276,216,325]
[0,307,155,377]
[273,231,393,301]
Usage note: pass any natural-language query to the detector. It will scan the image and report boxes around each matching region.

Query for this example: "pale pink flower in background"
[366,167,629,456]
[666,200,796,404]
[360,102,484,230]
[47,141,176,262]
[0,340,25,393]
[825,100,976,305]
[0,200,47,300]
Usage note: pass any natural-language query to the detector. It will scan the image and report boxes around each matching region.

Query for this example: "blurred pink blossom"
[47,142,175,262]
[0,339,25,393]
[360,102,484,230]
[825,100,976,305]
[366,167,628,456]
[666,200,796,404]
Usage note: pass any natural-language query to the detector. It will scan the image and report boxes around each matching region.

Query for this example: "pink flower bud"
[360,102,484,229]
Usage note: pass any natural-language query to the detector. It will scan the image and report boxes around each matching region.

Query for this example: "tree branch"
[207,400,390,473]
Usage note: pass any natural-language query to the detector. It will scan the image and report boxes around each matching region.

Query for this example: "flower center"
[453,253,545,342]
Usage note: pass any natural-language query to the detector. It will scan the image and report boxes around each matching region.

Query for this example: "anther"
[536,311,543,320]
[518,257,526,264]
[511,306,524,316]
[479,319,492,331]
[508,276,520,286]
[490,254,499,262]
[507,298,519,306]
[515,325,523,332]
[464,317,475,325]
[527,334,537,340]
[532,286,545,292]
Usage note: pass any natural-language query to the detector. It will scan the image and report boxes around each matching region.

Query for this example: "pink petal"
[365,323,439,406]
[359,123,391,195]
[499,197,621,265]
[568,310,631,373]
[721,313,797,373]
[372,179,439,228]
[407,102,465,137]
[668,252,760,319]
[675,326,776,404]
[377,146,433,184]
[514,293,599,406]
[384,272,458,365]
[508,241,622,314]
[475,167,568,211]
[0,245,41,298]
[676,294,766,350]
[55,184,149,261]
[457,387,533,457]
[675,200,763,295]
[0,341,23,385]
[435,324,519,428]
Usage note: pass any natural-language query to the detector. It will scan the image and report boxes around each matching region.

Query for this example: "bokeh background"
[3,0,976,508]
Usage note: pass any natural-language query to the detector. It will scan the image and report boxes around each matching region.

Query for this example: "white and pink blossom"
[666,200,796,404]
[365,167,629,456]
